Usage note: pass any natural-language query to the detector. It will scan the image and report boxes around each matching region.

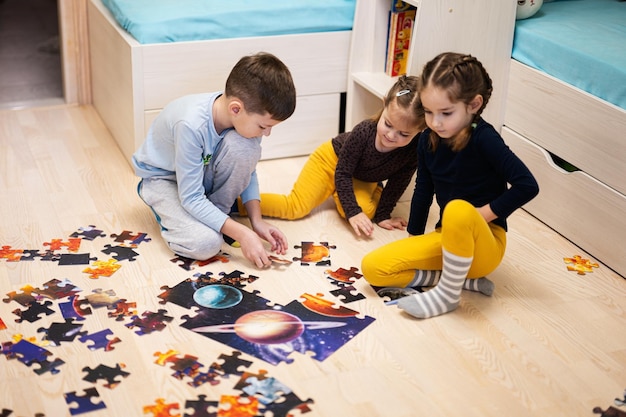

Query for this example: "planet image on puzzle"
[192,284,243,309]
[191,309,345,344]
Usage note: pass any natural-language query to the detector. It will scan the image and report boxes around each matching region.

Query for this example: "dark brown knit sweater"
[332,119,418,223]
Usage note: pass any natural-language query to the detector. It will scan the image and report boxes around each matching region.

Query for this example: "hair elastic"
[471,122,477,128]
[396,89,411,96]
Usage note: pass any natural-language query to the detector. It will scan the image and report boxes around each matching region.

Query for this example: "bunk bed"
[86,0,356,162]
[502,0,626,277]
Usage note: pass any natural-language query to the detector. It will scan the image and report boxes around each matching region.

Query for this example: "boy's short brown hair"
[225,52,296,121]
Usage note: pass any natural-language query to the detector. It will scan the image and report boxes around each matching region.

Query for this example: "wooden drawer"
[504,60,626,196]
[503,127,626,277]
[144,93,342,160]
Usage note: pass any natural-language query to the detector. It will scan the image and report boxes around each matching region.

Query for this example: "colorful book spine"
[385,1,417,77]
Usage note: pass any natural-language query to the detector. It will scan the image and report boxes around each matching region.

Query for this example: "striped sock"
[409,270,494,296]
[463,277,495,296]
[398,249,472,318]
[408,270,441,287]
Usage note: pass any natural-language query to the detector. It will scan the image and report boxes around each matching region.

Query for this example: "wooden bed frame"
[86,0,352,163]
[502,59,626,277]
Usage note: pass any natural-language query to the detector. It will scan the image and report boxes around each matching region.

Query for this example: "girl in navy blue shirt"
[362,52,539,319]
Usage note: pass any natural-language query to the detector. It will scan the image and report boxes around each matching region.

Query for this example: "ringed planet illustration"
[192,284,243,309]
[191,309,346,344]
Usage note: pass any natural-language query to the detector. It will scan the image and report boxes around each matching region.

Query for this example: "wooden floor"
[1,105,625,417]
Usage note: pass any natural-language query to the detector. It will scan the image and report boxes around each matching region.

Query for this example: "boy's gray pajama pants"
[137,130,262,260]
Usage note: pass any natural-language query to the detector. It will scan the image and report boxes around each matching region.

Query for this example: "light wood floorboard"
[1,105,625,416]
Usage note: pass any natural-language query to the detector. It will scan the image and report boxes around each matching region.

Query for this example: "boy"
[132,52,296,269]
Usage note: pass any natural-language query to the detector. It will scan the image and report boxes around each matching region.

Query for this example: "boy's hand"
[238,230,273,269]
[377,217,407,231]
[348,212,374,237]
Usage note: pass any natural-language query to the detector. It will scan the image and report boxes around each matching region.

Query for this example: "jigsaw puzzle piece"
[78,328,121,351]
[70,225,106,240]
[125,309,173,335]
[44,238,82,252]
[329,285,366,304]
[143,398,179,417]
[292,242,336,266]
[324,267,363,285]
[82,258,121,279]
[101,244,139,262]
[107,299,137,321]
[57,253,97,266]
[261,391,314,417]
[217,394,259,417]
[37,278,81,300]
[37,318,84,346]
[170,252,230,271]
[184,394,218,417]
[218,270,259,288]
[85,288,119,309]
[82,363,129,388]
[4,285,39,306]
[12,300,55,323]
[0,245,23,261]
[30,356,66,375]
[64,388,106,415]
[110,230,152,245]
[59,295,92,320]
[1,339,51,364]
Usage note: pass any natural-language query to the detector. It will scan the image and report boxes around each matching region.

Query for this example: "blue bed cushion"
[101,0,356,44]
[512,0,626,110]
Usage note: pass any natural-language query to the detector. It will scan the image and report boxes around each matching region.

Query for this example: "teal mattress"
[512,0,626,110]
[100,0,356,44]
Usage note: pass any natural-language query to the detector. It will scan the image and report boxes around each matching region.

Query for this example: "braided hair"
[419,52,493,151]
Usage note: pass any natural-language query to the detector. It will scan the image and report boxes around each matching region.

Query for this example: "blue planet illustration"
[193,284,243,309]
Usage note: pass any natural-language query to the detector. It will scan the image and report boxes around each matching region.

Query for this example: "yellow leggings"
[361,199,507,287]
[259,140,382,220]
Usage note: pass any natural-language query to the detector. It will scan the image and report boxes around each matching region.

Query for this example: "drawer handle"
[548,152,579,173]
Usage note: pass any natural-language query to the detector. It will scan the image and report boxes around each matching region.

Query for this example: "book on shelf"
[385,1,417,77]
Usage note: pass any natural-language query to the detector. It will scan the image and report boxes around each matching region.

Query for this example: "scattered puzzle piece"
[37,278,81,300]
[564,255,600,275]
[126,309,173,335]
[64,388,106,415]
[217,394,259,417]
[593,406,626,417]
[78,329,121,351]
[101,244,139,262]
[324,267,362,284]
[44,238,82,252]
[82,363,129,388]
[143,398,180,417]
[184,394,218,417]
[110,230,152,245]
[0,245,23,261]
[12,300,55,323]
[329,285,366,304]
[293,242,336,266]
[70,225,106,240]
[37,318,84,346]
[85,288,120,309]
[107,299,137,321]
[4,285,40,306]
[83,258,121,279]
[57,253,97,266]
[59,295,92,321]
